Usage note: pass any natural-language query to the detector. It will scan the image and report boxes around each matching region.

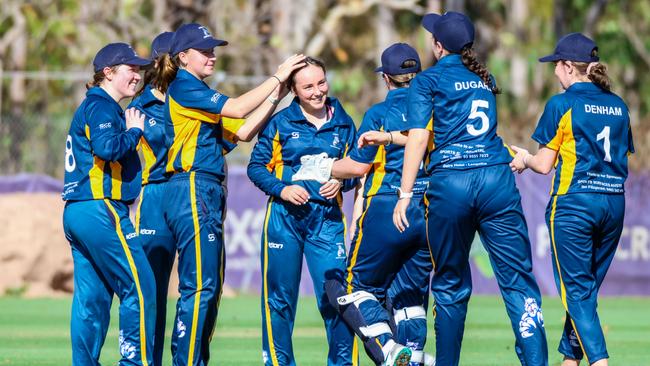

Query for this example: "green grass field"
[0,295,648,365]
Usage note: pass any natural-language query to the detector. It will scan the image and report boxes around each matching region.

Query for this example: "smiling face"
[292,64,329,113]
[179,48,216,80]
[103,64,142,100]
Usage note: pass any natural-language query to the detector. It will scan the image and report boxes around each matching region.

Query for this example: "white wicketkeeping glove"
[291,152,335,183]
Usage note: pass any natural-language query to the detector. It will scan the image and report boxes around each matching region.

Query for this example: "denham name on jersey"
[584,104,623,116]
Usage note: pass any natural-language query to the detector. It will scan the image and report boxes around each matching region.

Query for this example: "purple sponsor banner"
[2,168,649,295]
[0,173,63,193]
[223,167,650,296]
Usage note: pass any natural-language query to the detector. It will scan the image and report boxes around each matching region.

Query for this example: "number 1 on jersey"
[467,99,489,136]
[596,126,612,162]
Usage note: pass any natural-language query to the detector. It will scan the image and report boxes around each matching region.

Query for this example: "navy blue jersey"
[62,87,142,202]
[164,69,243,180]
[532,82,634,195]
[128,84,168,185]
[349,88,428,197]
[247,97,357,204]
[406,54,512,173]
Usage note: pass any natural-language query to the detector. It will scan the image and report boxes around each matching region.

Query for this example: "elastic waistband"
[168,171,223,184]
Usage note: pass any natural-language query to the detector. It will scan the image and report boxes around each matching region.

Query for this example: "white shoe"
[423,352,436,366]
[383,342,412,366]
[408,351,435,366]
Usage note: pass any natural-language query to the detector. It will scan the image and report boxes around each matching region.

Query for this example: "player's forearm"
[331,156,371,179]
[222,77,280,118]
[390,131,409,146]
[400,128,429,193]
[236,99,278,142]
[525,146,558,175]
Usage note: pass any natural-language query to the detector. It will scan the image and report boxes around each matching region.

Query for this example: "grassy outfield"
[0,295,648,366]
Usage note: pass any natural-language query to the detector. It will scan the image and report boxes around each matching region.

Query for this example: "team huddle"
[61,10,633,366]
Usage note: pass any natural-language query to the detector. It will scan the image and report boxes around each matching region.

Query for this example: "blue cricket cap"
[539,32,599,63]
[421,11,475,53]
[170,23,228,56]
[151,31,174,59]
[374,43,421,75]
[92,43,151,72]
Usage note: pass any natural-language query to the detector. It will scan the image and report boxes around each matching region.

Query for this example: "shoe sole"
[393,348,412,366]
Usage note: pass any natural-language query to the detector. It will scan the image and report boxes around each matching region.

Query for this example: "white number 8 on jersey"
[65,135,76,172]
[467,99,490,136]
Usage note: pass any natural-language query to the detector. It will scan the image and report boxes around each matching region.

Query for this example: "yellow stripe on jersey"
[267,130,284,180]
[170,95,220,123]
[89,156,105,199]
[262,198,280,366]
[424,117,435,170]
[556,109,576,195]
[222,117,246,144]
[368,144,387,196]
[166,96,204,173]
[140,138,156,185]
[110,161,122,200]
[85,124,91,140]
[187,172,203,365]
[104,200,149,366]
[549,196,590,363]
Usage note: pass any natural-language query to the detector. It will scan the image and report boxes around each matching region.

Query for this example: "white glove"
[291,153,335,183]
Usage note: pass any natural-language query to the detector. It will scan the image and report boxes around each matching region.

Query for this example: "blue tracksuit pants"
[63,199,156,366]
[546,193,624,364]
[425,164,547,366]
[162,172,226,366]
[261,198,355,366]
[136,182,176,365]
[346,194,432,358]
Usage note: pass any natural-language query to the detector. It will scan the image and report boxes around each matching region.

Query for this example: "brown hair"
[385,60,419,88]
[572,61,612,92]
[460,46,500,94]
[137,53,178,96]
[85,66,119,90]
[287,57,327,91]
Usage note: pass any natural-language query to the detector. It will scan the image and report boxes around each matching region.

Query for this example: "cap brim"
[538,54,561,62]
[194,38,228,50]
[421,13,441,34]
[374,66,383,73]
[124,56,152,67]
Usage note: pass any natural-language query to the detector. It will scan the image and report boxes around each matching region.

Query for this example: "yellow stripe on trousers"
[423,194,437,321]
[549,196,589,364]
[188,172,203,365]
[134,186,145,233]
[262,198,279,366]
[104,199,149,366]
[345,196,374,294]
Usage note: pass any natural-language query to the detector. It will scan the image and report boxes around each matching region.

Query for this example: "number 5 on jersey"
[467,99,489,136]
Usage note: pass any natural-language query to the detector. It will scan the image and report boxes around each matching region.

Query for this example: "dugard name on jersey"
[454,80,491,92]
[585,104,623,116]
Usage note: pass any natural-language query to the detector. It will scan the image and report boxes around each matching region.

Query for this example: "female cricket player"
[161,23,305,365]
[128,32,176,365]
[324,43,434,366]
[62,42,155,366]
[247,57,357,366]
[510,33,634,366]
[394,12,548,366]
